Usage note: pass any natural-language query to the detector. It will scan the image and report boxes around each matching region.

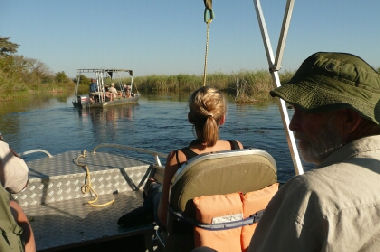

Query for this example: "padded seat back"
[170,149,277,213]
[164,149,278,252]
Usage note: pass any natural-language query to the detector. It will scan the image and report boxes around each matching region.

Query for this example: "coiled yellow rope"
[74,150,115,207]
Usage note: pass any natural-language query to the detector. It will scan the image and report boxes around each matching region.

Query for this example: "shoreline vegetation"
[76,71,294,104]
[1,37,380,104]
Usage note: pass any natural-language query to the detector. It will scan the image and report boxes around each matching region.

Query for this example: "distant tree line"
[0,37,74,98]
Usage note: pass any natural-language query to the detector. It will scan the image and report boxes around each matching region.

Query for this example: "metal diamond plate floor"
[27,150,150,178]
[26,191,150,251]
[16,150,157,251]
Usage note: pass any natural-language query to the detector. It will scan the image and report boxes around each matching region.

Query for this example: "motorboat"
[73,68,140,109]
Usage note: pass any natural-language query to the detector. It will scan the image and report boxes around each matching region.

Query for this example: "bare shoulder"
[220,139,244,150]
[164,149,187,179]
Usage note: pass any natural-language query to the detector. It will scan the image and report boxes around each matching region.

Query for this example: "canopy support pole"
[253,0,304,175]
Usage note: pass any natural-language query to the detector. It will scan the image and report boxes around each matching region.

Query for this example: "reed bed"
[134,71,294,104]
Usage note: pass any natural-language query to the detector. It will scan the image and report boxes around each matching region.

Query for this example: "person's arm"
[237,140,244,149]
[248,177,325,252]
[9,200,36,252]
[157,150,179,227]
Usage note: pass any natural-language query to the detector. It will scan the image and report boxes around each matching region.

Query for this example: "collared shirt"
[249,135,380,252]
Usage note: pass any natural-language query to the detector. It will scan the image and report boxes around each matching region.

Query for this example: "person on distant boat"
[89,79,99,103]
[249,52,380,251]
[122,84,127,97]
[124,85,132,98]
[104,86,111,102]
[89,79,97,93]
[117,86,243,227]
[108,83,118,101]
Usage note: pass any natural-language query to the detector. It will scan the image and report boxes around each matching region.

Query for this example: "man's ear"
[219,114,226,126]
[343,109,362,134]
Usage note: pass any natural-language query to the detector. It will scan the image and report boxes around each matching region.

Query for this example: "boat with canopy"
[73,68,139,109]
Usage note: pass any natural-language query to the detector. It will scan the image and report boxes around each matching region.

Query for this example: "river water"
[0,94,306,183]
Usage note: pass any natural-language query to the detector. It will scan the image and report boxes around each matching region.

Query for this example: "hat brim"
[270,77,380,124]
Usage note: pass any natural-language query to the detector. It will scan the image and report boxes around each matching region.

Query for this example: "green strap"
[203,0,214,23]
[204,8,214,23]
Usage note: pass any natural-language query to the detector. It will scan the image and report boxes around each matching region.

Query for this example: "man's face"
[289,106,344,165]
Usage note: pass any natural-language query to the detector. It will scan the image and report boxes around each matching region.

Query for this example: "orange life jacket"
[192,183,279,252]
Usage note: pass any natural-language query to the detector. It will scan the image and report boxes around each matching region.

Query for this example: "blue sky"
[1,0,380,77]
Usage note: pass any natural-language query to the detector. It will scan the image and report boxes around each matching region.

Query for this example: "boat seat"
[157,148,278,252]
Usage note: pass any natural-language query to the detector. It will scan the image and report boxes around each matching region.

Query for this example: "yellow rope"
[74,150,115,207]
[203,21,211,86]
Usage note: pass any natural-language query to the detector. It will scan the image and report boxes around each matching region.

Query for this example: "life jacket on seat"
[164,148,278,252]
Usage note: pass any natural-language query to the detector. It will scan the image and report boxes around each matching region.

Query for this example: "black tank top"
[175,140,240,166]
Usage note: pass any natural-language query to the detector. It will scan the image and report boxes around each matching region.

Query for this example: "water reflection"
[0,94,68,116]
[74,104,138,145]
[78,104,135,123]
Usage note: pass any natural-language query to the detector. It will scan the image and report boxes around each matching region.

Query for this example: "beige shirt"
[249,135,380,252]
[109,86,118,95]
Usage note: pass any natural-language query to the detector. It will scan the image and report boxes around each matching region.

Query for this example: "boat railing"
[20,149,53,158]
[92,143,167,168]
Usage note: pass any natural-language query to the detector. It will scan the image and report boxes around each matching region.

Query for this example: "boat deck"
[15,150,157,251]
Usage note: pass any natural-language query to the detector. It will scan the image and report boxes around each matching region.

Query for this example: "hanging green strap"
[204,9,214,24]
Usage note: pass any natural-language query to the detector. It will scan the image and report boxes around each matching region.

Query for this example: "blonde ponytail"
[188,86,226,146]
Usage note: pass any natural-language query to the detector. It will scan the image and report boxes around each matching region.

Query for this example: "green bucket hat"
[270,52,380,124]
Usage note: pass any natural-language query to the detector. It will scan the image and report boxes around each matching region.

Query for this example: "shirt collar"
[319,135,380,167]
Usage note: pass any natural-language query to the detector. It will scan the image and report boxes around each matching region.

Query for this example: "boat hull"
[73,94,140,109]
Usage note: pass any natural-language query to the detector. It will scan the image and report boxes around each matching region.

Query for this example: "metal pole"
[274,0,295,71]
[74,71,80,97]
[130,73,134,93]
[253,0,304,175]
[97,71,105,103]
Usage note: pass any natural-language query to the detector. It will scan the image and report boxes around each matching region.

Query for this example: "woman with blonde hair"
[118,86,243,227]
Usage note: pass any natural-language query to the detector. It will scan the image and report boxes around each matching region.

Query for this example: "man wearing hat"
[249,52,380,251]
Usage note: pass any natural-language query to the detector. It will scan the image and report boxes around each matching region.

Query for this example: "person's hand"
[10,201,36,252]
